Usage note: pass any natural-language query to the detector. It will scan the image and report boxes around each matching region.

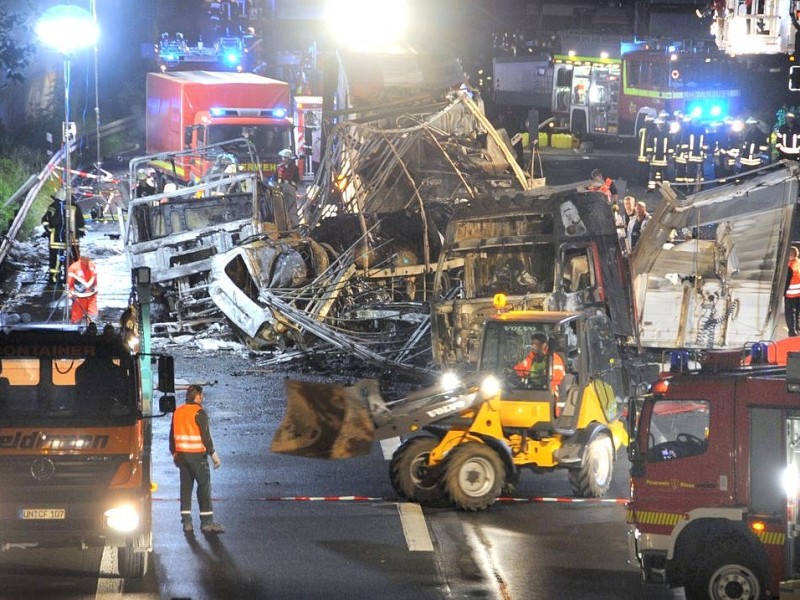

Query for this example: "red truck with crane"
[145,70,294,183]
[627,339,800,599]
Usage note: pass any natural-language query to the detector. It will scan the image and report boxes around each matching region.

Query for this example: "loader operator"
[512,333,565,394]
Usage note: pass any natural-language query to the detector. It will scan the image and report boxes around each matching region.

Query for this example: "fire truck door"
[784,415,800,577]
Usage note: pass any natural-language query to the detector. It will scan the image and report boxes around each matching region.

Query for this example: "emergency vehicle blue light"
[161,53,178,62]
[710,105,723,117]
[210,107,225,117]
[685,100,727,122]
[272,108,287,118]
[223,52,241,66]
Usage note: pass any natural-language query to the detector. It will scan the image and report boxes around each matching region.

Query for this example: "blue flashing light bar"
[685,99,728,122]
[223,52,241,67]
[272,108,287,118]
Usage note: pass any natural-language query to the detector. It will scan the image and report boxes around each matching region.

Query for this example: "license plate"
[19,508,66,520]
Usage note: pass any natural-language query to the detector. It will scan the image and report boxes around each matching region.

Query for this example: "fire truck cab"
[627,340,800,599]
[552,42,740,139]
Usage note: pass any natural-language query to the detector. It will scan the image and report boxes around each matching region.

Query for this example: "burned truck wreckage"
[123,91,800,375]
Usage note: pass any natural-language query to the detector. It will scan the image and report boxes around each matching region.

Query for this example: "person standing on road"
[169,384,225,534]
[67,254,98,325]
[785,246,800,337]
[42,188,85,284]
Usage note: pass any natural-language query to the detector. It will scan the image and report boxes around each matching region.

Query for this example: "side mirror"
[159,394,176,414]
[158,355,175,393]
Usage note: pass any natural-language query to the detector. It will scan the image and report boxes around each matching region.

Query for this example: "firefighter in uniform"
[636,114,656,186]
[169,384,225,534]
[685,116,708,190]
[646,118,674,192]
[776,111,800,161]
[786,246,800,336]
[718,117,742,181]
[41,188,85,284]
[67,254,98,325]
[674,115,690,185]
[738,116,768,173]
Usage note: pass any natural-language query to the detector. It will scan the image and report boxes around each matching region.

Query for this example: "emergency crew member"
[636,114,656,185]
[67,254,98,325]
[513,333,565,394]
[677,116,707,188]
[276,148,299,187]
[587,168,618,204]
[738,117,768,172]
[135,169,157,198]
[169,384,225,534]
[786,246,800,336]
[717,117,742,181]
[776,112,800,160]
[646,118,674,192]
[42,188,85,284]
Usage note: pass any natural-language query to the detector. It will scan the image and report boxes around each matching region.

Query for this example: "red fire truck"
[493,40,741,139]
[627,338,800,599]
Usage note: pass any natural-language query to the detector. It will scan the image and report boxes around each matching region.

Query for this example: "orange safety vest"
[787,258,800,299]
[173,404,206,453]
[513,352,566,395]
[588,178,613,201]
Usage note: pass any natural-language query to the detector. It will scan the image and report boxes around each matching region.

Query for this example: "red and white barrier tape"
[155,495,626,503]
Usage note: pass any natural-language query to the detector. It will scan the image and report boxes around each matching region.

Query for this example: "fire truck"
[627,339,800,599]
[0,269,175,578]
[493,39,741,139]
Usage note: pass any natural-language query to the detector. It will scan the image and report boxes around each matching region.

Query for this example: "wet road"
[0,145,677,599]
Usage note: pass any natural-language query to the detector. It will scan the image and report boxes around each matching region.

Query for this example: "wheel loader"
[272,300,630,510]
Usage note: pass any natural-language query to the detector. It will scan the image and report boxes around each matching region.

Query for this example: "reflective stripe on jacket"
[173,403,206,453]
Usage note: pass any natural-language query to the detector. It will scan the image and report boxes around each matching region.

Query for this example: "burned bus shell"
[432,185,634,369]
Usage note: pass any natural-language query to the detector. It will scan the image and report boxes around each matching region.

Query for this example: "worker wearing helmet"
[786,246,800,336]
[777,112,800,161]
[276,148,299,187]
[135,169,157,198]
[738,117,768,172]
[41,188,85,284]
[636,114,656,185]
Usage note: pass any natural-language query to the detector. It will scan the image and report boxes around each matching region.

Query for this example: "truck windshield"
[0,357,137,426]
[462,245,555,298]
[645,399,709,462]
[207,125,292,156]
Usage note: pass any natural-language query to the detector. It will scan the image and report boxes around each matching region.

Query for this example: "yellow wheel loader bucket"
[271,379,376,459]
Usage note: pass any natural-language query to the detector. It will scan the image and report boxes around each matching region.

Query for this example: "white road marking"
[95,546,123,598]
[380,437,401,459]
[397,502,434,552]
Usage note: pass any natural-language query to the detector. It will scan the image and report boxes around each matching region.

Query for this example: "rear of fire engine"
[627,343,800,600]
[0,325,175,578]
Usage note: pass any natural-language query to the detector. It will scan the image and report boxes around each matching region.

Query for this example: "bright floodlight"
[326,0,408,50]
[36,4,98,55]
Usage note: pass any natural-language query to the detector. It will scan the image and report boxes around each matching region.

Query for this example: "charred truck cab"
[627,340,800,599]
[0,318,175,578]
[432,187,634,369]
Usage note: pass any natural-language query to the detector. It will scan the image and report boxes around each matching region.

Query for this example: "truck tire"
[389,436,448,507]
[685,539,765,600]
[568,433,613,498]
[117,545,149,579]
[443,442,505,511]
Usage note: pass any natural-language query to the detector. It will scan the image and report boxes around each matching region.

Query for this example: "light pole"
[36,5,98,302]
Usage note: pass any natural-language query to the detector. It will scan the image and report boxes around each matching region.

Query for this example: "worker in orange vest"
[67,255,98,325]
[513,333,566,394]
[785,246,800,336]
[169,384,225,534]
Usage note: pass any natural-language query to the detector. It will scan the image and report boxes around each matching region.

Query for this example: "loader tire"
[117,538,149,578]
[390,436,448,507]
[569,433,614,498]
[444,442,505,511]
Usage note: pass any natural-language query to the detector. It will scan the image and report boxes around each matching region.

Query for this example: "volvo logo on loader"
[426,400,467,418]
[30,457,56,481]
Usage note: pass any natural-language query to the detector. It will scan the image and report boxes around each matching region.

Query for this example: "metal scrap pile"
[208,91,533,375]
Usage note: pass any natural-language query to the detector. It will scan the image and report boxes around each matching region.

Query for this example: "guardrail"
[0,115,138,268]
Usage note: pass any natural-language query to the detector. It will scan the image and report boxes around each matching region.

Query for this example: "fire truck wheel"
[685,539,764,600]
[389,436,449,507]
[443,442,505,511]
[117,542,149,579]
[569,433,614,498]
